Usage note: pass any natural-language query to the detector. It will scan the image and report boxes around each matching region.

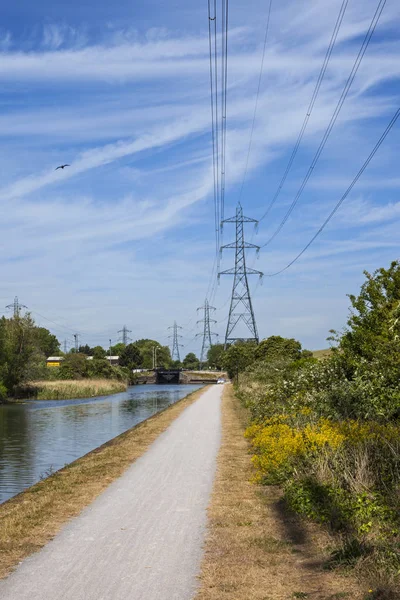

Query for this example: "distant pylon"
[6,296,28,318]
[73,334,79,353]
[168,321,183,362]
[118,325,132,346]
[219,203,263,348]
[63,339,68,354]
[196,299,218,366]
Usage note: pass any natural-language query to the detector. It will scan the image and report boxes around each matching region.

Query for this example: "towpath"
[0,385,222,600]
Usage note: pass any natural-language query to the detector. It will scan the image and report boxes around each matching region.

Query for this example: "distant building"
[86,356,120,366]
[106,356,120,366]
[46,356,64,368]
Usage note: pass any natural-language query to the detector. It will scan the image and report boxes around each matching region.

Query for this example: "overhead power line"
[265,106,400,277]
[261,0,386,248]
[258,0,348,223]
[220,0,229,225]
[237,0,273,205]
[207,0,220,262]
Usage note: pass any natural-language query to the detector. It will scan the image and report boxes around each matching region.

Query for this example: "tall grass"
[28,379,127,400]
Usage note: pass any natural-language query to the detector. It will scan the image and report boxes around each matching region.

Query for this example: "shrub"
[0,382,7,402]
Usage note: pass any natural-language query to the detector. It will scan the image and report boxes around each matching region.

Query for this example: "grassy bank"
[21,379,127,400]
[196,385,363,600]
[238,359,400,600]
[0,385,208,579]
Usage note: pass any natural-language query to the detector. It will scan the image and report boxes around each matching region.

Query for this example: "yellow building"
[46,356,64,368]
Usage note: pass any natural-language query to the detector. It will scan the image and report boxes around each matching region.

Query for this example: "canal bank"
[0,383,203,503]
[0,384,209,580]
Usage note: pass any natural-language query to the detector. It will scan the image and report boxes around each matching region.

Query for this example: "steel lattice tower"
[6,296,28,318]
[219,203,263,348]
[196,299,218,366]
[118,325,132,346]
[168,321,183,362]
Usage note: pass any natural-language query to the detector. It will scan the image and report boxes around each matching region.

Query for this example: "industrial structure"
[168,321,183,362]
[219,203,262,348]
[196,299,218,366]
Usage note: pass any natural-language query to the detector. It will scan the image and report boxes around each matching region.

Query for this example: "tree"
[0,314,46,393]
[110,342,125,356]
[34,327,60,357]
[339,260,400,362]
[133,339,172,369]
[59,353,88,379]
[222,341,257,378]
[326,261,400,420]
[182,352,200,370]
[207,344,226,370]
[119,344,142,370]
[255,336,302,363]
[79,344,93,356]
[92,345,106,360]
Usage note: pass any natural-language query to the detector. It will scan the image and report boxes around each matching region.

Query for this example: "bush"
[0,382,7,402]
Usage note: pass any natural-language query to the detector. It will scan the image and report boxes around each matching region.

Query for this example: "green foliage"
[110,342,125,356]
[182,352,200,370]
[119,343,142,370]
[207,344,226,370]
[133,339,172,369]
[239,262,400,593]
[59,353,89,379]
[78,344,93,355]
[222,341,257,378]
[0,314,57,395]
[0,382,7,402]
[92,345,106,360]
[255,335,302,362]
[33,327,60,356]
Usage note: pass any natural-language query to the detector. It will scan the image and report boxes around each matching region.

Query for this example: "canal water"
[0,384,203,504]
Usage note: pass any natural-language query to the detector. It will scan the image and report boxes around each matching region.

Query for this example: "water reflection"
[0,384,202,504]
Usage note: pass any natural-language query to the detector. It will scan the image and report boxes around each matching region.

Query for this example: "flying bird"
[55,164,70,170]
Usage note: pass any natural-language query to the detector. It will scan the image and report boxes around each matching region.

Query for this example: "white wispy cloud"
[1,0,400,351]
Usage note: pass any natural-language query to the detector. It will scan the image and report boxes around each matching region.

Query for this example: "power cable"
[237,0,273,205]
[30,310,85,336]
[258,0,348,223]
[207,0,220,262]
[265,106,400,276]
[261,0,386,248]
[220,0,229,224]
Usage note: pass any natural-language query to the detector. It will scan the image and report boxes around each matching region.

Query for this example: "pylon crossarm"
[221,242,260,250]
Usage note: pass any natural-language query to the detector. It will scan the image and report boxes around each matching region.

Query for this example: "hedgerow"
[240,261,400,596]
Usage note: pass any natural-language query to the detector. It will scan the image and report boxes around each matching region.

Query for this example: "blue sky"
[0,0,400,354]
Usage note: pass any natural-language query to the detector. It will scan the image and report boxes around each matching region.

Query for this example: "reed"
[29,379,127,400]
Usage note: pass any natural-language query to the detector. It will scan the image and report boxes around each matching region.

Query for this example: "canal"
[0,384,203,504]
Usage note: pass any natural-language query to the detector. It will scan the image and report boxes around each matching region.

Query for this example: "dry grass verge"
[0,385,208,580]
[196,385,365,600]
[26,379,127,400]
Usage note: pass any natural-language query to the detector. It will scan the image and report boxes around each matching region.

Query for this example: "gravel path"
[0,385,222,600]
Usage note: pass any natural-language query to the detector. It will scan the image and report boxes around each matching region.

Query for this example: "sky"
[0,0,400,355]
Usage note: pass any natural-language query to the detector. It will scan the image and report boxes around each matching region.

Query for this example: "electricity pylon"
[118,325,132,346]
[6,296,28,318]
[73,334,79,353]
[196,299,218,367]
[219,203,262,348]
[168,321,183,362]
